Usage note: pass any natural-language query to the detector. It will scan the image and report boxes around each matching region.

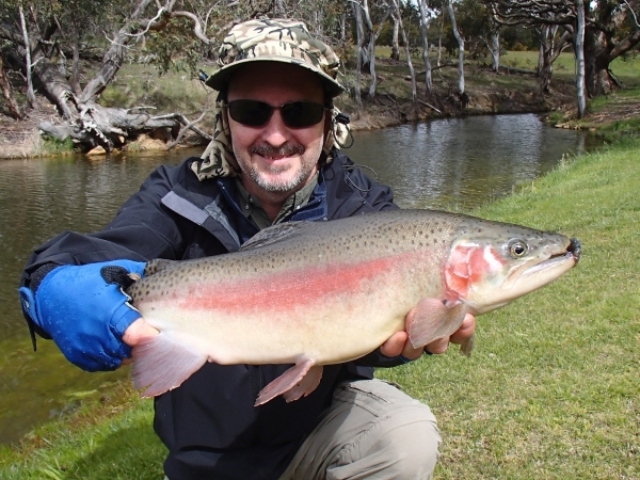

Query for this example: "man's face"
[226,63,327,199]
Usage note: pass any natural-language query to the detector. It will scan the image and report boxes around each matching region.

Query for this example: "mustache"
[249,143,305,157]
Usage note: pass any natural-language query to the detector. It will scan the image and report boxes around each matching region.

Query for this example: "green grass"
[98,64,215,117]
[2,139,639,479]
[378,141,640,479]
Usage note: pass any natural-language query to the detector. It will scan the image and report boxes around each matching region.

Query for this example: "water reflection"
[348,114,592,209]
[0,115,599,444]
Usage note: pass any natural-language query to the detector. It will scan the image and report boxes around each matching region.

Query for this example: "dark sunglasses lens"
[227,100,272,126]
[281,102,325,128]
[227,100,325,128]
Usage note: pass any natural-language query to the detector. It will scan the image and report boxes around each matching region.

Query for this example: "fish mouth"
[568,238,582,263]
[522,237,581,279]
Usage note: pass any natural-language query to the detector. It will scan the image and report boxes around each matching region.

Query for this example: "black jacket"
[21,150,404,480]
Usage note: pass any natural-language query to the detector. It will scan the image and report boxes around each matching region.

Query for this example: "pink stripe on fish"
[180,254,412,313]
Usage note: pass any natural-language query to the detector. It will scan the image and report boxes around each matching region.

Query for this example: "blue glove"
[19,260,146,371]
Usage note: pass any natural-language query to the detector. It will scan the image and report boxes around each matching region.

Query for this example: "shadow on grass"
[68,423,166,480]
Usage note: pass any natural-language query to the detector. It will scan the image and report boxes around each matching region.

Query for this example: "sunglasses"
[225,100,328,129]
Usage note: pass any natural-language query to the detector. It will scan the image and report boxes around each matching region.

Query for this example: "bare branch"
[171,11,212,44]
[125,7,166,38]
[622,0,640,30]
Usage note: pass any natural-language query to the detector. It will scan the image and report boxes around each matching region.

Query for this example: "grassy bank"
[1,136,639,478]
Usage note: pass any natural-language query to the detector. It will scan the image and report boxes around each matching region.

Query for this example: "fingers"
[122,317,159,347]
[425,336,450,354]
[380,331,424,360]
[382,313,478,360]
[450,313,476,344]
[425,313,477,355]
[380,331,408,357]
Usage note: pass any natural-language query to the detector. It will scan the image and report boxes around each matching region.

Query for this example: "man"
[19,18,475,480]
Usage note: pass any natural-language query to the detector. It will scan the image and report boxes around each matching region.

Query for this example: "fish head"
[444,219,581,314]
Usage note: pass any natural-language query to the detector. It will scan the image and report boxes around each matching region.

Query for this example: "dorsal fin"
[144,258,179,276]
[240,221,315,251]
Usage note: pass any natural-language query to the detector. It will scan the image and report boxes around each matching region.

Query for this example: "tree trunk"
[537,26,556,94]
[70,41,81,95]
[390,16,400,61]
[490,31,500,72]
[437,12,444,67]
[19,5,37,109]
[584,28,615,97]
[392,0,417,104]
[0,52,22,120]
[352,1,365,107]
[417,0,433,94]
[575,0,587,118]
[446,0,465,95]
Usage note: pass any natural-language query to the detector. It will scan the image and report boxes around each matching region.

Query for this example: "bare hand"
[120,317,160,365]
[379,313,476,360]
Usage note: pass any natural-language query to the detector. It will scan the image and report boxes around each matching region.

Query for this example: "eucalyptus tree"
[351,0,393,98]
[390,15,401,60]
[416,0,434,93]
[485,0,640,97]
[535,25,572,93]
[390,0,418,102]
[445,0,465,95]
[1,0,330,150]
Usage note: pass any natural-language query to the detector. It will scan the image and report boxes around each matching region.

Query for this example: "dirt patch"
[0,98,61,159]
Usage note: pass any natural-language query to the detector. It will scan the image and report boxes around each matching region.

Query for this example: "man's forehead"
[227,63,325,100]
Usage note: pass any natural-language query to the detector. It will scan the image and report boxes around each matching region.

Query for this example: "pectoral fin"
[132,333,208,397]
[407,298,469,352]
[255,358,322,406]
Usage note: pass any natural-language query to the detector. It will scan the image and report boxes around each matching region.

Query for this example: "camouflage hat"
[205,18,344,98]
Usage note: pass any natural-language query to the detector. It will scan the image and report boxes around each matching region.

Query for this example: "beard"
[242,142,315,193]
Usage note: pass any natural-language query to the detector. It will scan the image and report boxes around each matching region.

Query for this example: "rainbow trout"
[127,209,581,405]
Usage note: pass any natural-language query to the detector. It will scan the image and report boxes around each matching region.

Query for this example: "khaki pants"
[164,379,441,480]
[279,379,441,480]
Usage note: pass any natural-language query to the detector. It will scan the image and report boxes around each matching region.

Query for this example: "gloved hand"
[19,260,146,371]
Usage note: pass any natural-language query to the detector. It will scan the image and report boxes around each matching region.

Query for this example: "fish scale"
[127,209,580,406]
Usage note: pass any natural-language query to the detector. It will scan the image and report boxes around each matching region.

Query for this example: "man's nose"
[260,110,289,146]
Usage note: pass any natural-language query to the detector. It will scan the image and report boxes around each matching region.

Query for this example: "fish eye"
[508,239,529,258]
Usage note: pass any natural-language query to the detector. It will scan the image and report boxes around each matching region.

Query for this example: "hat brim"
[205,57,344,98]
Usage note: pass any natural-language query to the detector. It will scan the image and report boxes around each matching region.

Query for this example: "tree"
[446,0,465,95]
[486,0,640,97]
[0,51,21,119]
[416,0,434,93]
[390,0,418,103]
[575,0,587,117]
[0,0,220,150]
[351,0,393,98]
[534,25,572,93]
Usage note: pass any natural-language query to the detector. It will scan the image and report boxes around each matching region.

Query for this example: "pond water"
[0,114,601,444]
